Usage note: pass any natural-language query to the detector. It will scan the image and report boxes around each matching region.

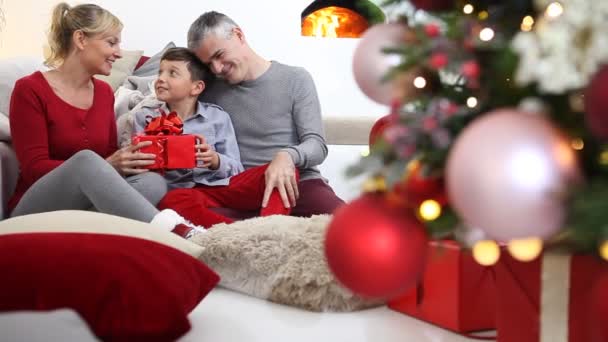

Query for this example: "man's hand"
[263,151,299,208]
[106,141,156,175]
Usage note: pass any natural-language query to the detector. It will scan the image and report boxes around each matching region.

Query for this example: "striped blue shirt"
[133,101,243,188]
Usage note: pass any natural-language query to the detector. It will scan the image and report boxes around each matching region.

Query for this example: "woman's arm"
[9,79,62,185]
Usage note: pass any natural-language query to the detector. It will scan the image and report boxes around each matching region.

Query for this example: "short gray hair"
[187,11,239,50]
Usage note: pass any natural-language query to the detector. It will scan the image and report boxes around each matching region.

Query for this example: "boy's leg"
[201,164,298,216]
[157,188,234,228]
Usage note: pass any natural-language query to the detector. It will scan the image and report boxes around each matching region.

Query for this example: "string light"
[520,15,535,31]
[413,76,427,89]
[600,150,608,165]
[473,240,500,266]
[507,237,543,262]
[360,146,370,157]
[463,4,474,14]
[466,96,478,108]
[545,2,564,18]
[419,199,441,221]
[362,176,387,193]
[478,10,489,20]
[479,27,495,41]
[600,241,608,261]
[570,138,584,151]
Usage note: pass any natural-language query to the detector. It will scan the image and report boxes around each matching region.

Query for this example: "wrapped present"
[494,251,608,342]
[132,111,196,170]
[388,240,496,334]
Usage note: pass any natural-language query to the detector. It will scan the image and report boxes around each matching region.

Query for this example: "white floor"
[181,288,495,342]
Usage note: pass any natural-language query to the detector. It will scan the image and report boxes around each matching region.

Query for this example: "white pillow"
[0,56,48,116]
[0,210,204,258]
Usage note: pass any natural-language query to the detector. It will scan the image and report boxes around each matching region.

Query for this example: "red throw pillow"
[134,55,150,71]
[0,232,220,341]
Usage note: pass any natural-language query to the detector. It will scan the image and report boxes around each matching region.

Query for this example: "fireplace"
[301,0,385,38]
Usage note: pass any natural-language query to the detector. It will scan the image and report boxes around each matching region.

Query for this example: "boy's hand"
[195,142,220,169]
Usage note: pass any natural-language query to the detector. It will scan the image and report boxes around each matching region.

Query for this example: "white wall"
[1,0,388,200]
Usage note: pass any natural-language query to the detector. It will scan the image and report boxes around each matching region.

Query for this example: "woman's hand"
[106,141,156,175]
[195,136,220,170]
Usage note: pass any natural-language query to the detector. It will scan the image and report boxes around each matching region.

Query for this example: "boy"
[133,47,298,228]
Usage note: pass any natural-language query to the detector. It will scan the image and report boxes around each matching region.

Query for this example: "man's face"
[194,29,247,84]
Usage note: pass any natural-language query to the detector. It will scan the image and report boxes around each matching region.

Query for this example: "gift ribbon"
[540,252,570,342]
[144,110,184,136]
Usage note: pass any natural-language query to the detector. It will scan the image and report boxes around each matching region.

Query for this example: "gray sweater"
[201,61,328,181]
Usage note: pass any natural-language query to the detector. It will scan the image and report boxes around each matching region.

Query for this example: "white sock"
[150,209,185,232]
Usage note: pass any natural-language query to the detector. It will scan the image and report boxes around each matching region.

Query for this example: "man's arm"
[263,67,327,208]
[281,67,328,168]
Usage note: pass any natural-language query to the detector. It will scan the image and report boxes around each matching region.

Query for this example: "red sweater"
[8,71,118,212]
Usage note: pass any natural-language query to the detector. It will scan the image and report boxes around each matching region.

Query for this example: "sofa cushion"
[0,113,10,141]
[0,56,48,117]
[95,49,143,91]
[0,232,220,341]
[0,210,204,258]
[190,214,384,312]
[133,42,176,77]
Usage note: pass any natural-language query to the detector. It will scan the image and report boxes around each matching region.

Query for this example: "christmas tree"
[325,0,608,298]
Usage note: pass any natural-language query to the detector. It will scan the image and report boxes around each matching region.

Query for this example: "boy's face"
[155,60,203,103]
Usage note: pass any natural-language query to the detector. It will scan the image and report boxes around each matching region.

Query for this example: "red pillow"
[135,55,151,71]
[0,233,219,341]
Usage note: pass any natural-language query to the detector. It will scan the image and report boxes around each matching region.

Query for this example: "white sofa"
[0,116,375,220]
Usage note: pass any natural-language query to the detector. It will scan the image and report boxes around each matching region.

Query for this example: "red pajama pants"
[158,164,300,228]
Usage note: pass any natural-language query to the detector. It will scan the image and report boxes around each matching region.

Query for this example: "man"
[187,11,344,216]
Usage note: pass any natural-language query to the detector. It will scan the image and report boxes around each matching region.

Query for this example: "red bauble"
[393,162,448,208]
[585,65,608,141]
[411,0,454,11]
[369,115,392,146]
[324,194,428,299]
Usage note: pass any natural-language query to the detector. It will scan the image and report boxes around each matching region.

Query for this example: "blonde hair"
[45,2,123,67]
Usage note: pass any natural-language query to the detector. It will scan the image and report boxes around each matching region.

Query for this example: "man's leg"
[290,179,345,217]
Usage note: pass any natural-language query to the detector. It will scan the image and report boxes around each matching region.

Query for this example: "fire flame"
[302,6,369,38]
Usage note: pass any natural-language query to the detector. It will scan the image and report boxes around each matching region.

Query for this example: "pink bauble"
[445,109,581,242]
[325,194,428,299]
[352,23,418,106]
[585,65,608,140]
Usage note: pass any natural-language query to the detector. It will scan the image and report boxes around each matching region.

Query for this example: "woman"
[8,3,200,238]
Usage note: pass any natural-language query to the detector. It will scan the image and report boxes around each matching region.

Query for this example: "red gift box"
[132,135,196,169]
[494,251,608,342]
[388,240,496,334]
[132,111,196,170]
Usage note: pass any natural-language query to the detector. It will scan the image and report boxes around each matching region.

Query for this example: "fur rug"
[190,214,384,312]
